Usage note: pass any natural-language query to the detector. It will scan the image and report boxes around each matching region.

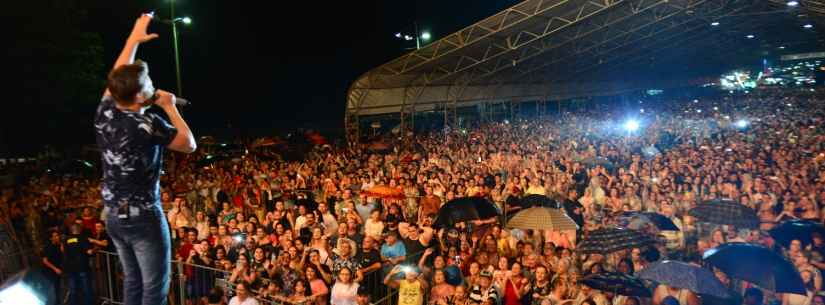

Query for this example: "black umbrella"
[768,219,825,248]
[688,199,759,228]
[638,260,729,298]
[619,212,680,231]
[577,227,658,254]
[580,272,652,297]
[433,197,500,228]
[703,242,805,294]
[521,194,559,208]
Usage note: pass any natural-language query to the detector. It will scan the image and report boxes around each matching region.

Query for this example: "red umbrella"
[306,132,327,145]
[363,185,405,200]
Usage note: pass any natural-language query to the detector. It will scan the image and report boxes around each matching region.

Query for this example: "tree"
[4,0,105,156]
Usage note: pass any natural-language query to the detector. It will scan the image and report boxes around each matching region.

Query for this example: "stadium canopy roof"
[346,0,824,119]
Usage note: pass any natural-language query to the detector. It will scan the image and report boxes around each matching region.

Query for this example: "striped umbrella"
[688,199,759,228]
[580,272,652,297]
[577,227,657,254]
[506,207,579,231]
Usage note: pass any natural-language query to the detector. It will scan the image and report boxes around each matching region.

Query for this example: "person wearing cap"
[381,231,407,269]
[331,239,361,278]
[384,265,428,305]
[469,270,499,305]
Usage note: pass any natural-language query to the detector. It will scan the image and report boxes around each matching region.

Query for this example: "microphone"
[148,91,190,106]
[175,97,190,106]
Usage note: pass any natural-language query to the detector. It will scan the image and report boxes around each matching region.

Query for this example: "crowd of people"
[2,87,825,305]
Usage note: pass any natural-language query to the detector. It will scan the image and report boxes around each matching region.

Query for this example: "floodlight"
[623,120,640,132]
[0,269,53,305]
[787,1,799,6]
[421,31,431,40]
[711,22,720,26]
[804,24,813,29]
[746,35,755,39]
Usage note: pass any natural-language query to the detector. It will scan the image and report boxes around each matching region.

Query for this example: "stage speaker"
[0,268,54,305]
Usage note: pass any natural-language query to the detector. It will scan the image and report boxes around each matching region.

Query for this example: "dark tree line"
[4,0,105,156]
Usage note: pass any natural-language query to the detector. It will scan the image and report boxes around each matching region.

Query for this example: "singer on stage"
[94,13,196,305]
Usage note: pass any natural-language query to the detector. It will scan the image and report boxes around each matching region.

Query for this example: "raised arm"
[104,13,159,97]
[154,90,196,153]
[383,266,401,288]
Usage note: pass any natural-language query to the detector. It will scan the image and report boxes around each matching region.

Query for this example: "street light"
[394,22,431,50]
[166,0,191,96]
[169,16,191,96]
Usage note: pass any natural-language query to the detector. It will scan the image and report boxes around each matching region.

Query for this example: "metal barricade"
[94,248,426,305]
[0,247,36,284]
[94,251,230,305]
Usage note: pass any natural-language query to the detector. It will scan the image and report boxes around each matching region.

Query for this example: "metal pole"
[106,253,114,303]
[178,261,186,305]
[171,0,183,96]
[414,21,420,50]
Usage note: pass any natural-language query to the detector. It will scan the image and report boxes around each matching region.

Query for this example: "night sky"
[4,0,519,155]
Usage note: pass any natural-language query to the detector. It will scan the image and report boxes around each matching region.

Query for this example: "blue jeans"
[67,271,92,305]
[105,204,171,305]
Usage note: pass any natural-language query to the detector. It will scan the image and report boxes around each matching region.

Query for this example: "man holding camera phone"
[95,12,196,305]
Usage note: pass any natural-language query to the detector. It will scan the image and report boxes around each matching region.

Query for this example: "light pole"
[167,0,191,95]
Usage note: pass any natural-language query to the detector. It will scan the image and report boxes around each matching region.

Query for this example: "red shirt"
[233,195,243,208]
[177,242,194,260]
[81,216,96,233]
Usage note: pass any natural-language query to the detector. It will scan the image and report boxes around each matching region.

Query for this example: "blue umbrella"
[443,265,464,286]
[703,243,805,294]
[638,260,729,298]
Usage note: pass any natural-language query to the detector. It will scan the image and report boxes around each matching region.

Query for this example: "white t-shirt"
[331,282,359,305]
[228,296,260,305]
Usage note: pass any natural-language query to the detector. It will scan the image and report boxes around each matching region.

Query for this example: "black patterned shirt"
[94,96,177,210]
